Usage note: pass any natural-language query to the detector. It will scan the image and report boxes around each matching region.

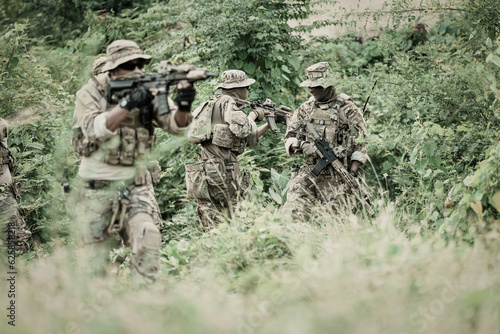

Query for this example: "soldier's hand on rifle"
[124,86,154,110]
[175,81,197,112]
[300,141,319,156]
[250,107,266,122]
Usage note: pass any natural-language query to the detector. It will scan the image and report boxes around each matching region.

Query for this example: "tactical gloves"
[175,85,197,112]
[348,169,358,178]
[123,86,154,110]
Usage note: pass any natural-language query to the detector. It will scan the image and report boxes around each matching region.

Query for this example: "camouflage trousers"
[192,161,248,231]
[0,185,31,254]
[283,166,358,220]
[73,175,162,281]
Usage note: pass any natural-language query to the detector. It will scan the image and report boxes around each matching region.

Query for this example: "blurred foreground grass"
[2,202,500,334]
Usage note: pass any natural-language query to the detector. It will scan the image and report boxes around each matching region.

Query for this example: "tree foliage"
[0,0,499,248]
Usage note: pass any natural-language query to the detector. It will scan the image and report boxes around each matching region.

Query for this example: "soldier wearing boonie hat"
[101,40,152,72]
[299,61,338,88]
[215,70,256,89]
[70,39,196,282]
[91,56,107,77]
[185,69,271,230]
[283,61,369,219]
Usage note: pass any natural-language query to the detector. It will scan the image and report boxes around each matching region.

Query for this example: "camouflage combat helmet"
[299,62,337,88]
[92,56,107,76]
[101,40,152,72]
[215,70,255,89]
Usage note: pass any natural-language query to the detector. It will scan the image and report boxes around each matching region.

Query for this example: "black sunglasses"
[118,61,145,71]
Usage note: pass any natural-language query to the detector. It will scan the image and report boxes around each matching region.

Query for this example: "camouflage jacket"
[285,93,367,169]
[71,72,190,165]
[198,92,258,163]
[0,118,14,183]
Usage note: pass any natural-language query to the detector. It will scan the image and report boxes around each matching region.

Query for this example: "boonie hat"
[215,70,255,89]
[101,40,152,72]
[299,62,337,88]
[92,56,107,76]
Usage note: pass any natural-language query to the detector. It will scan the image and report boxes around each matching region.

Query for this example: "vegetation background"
[0,0,499,333]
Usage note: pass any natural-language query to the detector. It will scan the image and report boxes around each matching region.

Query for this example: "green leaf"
[491,55,500,68]
[463,175,474,187]
[288,56,300,70]
[238,52,248,60]
[8,57,19,68]
[489,192,500,212]
[233,60,244,69]
[410,146,419,165]
[256,32,267,40]
[269,187,282,205]
[243,62,256,74]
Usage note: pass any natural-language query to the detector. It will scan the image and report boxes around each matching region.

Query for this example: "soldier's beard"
[110,68,143,80]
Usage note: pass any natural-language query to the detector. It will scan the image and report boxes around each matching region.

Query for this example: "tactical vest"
[301,93,355,167]
[209,94,247,155]
[100,107,157,166]
[72,75,107,157]
[73,74,157,166]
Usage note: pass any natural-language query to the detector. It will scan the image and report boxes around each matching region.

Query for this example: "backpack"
[187,97,217,144]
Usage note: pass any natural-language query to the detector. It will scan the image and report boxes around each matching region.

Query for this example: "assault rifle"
[304,121,375,216]
[239,98,292,132]
[107,60,216,116]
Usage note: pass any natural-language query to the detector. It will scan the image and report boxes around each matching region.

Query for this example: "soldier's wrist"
[348,169,358,178]
[119,98,132,111]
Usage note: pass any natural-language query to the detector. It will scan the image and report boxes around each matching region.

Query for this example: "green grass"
[3,203,500,334]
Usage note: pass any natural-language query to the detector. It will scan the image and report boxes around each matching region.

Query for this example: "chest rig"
[102,100,157,166]
[210,95,247,155]
[302,95,353,162]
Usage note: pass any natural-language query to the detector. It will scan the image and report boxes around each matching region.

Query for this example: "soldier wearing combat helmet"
[283,62,368,218]
[0,118,31,254]
[185,70,271,230]
[70,40,196,281]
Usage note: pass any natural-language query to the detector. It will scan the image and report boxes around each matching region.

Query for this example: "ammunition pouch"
[102,126,157,166]
[71,127,98,157]
[185,158,239,201]
[212,124,246,154]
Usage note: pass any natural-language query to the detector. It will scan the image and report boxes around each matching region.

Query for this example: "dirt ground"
[289,0,447,38]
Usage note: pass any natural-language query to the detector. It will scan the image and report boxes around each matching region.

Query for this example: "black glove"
[348,169,358,178]
[175,85,197,112]
[124,86,154,110]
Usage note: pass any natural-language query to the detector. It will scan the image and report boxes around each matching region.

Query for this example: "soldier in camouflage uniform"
[283,62,368,218]
[185,70,270,230]
[71,40,196,281]
[0,118,31,254]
